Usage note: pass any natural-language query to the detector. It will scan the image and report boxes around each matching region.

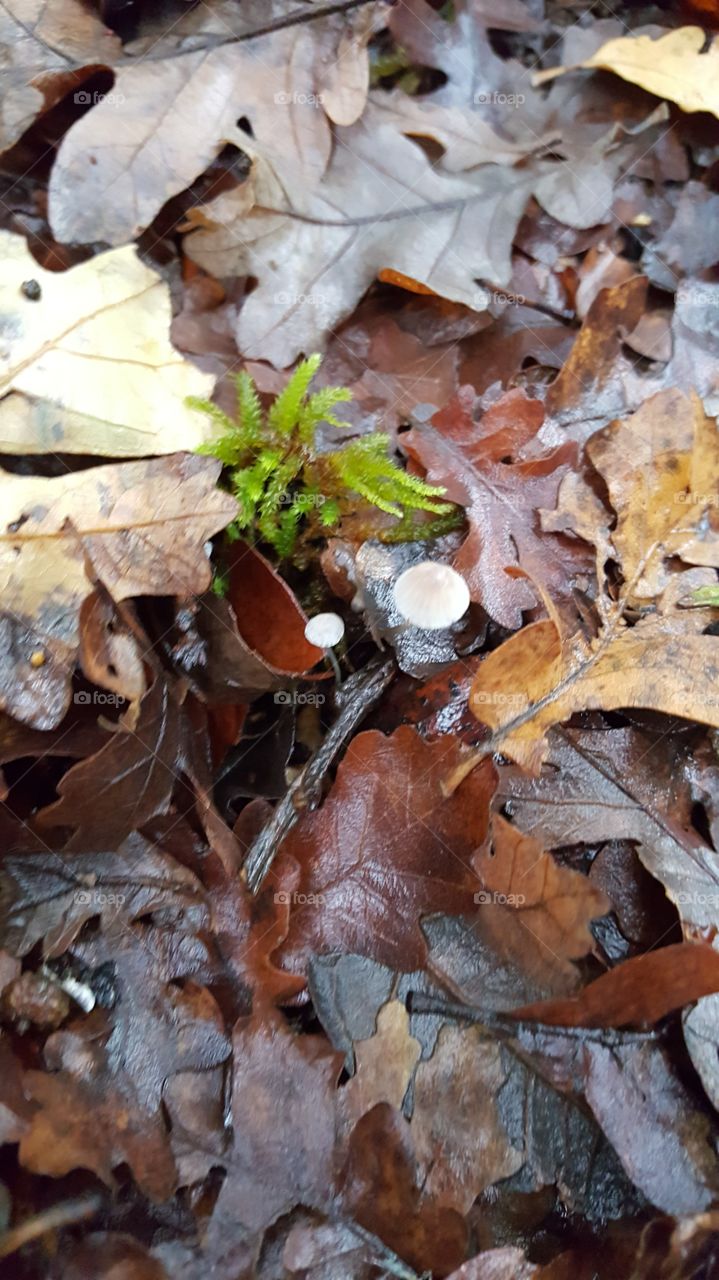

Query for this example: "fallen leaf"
[511,1022,719,1214]
[275,726,496,976]
[0,233,215,456]
[405,387,588,629]
[473,814,609,966]
[341,1000,421,1126]
[583,388,719,598]
[186,109,536,365]
[512,943,719,1027]
[468,591,719,772]
[34,679,184,851]
[497,724,719,941]
[340,1103,468,1276]
[411,1024,523,1212]
[1,832,207,958]
[446,1249,538,1280]
[204,848,306,1013]
[21,923,229,1201]
[226,542,323,674]
[542,27,719,119]
[0,453,236,729]
[0,1,120,153]
[205,1011,341,1243]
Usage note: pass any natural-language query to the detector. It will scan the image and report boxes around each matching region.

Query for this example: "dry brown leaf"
[467,587,719,773]
[0,454,236,728]
[0,233,215,457]
[186,109,536,365]
[538,27,719,119]
[474,814,609,962]
[48,23,336,247]
[583,388,719,598]
[460,388,719,772]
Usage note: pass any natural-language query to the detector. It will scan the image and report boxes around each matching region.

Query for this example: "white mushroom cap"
[393,561,470,630]
[304,612,345,648]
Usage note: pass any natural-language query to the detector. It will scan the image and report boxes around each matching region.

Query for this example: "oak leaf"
[542,27,719,119]
[275,726,496,975]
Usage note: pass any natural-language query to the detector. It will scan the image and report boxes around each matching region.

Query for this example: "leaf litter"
[3,1,719,1277]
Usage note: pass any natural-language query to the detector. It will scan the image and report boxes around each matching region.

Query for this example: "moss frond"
[190,354,460,559]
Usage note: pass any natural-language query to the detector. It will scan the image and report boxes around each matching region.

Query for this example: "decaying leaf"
[0,453,236,728]
[411,1024,523,1212]
[1,832,207,958]
[0,233,215,456]
[463,389,719,771]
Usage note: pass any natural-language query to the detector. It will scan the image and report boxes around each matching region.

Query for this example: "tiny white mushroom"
[393,561,470,630]
[304,612,345,648]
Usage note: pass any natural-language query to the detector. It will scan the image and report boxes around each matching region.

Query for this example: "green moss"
[190,354,459,560]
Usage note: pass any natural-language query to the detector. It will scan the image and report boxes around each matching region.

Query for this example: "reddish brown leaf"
[512,943,719,1028]
[405,388,588,629]
[227,542,323,674]
[341,1103,468,1277]
[276,726,496,976]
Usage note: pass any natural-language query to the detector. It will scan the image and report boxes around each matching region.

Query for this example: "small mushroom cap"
[393,561,470,630]
[304,612,345,648]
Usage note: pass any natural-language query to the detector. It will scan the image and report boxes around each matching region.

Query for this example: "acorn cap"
[393,561,470,630]
[304,612,345,648]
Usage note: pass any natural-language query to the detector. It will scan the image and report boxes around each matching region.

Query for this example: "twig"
[244,654,396,892]
[407,991,660,1043]
[127,0,384,65]
[342,1219,427,1280]
[0,1194,103,1259]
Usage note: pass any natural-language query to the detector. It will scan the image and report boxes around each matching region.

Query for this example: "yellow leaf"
[0,232,215,457]
[536,27,719,118]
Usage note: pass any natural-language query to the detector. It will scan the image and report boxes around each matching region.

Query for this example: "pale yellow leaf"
[537,27,719,119]
[0,232,215,456]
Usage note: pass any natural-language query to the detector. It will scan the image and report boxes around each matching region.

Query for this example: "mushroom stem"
[325,645,343,685]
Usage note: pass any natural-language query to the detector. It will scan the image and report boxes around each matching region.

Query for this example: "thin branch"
[0,1194,103,1260]
[120,0,384,66]
[244,653,396,892]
